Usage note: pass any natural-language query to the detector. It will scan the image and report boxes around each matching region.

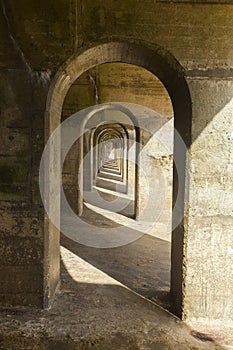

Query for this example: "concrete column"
[0,71,48,308]
[180,76,233,326]
[77,134,84,216]
[122,137,127,183]
[83,130,93,192]
[127,130,136,197]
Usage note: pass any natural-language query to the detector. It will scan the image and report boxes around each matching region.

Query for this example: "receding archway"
[44,41,192,318]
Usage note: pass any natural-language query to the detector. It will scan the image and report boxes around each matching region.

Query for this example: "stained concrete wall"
[0,5,55,307]
[2,1,233,71]
[138,120,173,225]
[62,63,173,118]
[0,77,48,306]
[0,0,232,327]
[183,78,233,325]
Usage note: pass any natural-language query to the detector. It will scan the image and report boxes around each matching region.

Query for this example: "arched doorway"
[43,41,192,318]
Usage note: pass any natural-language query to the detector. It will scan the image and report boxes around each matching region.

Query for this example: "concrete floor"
[0,201,232,349]
[0,249,228,350]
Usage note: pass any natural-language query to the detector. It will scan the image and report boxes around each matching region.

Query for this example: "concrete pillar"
[127,130,136,197]
[83,130,93,192]
[0,70,57,308]
[77,134,84,216]
[179,76,233,326]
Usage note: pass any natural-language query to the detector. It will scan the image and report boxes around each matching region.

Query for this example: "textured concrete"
[182,79,233,325]
[0,0,233,333]
[0,242,229,350]
[62,63,173,119]
[2,1,233,70]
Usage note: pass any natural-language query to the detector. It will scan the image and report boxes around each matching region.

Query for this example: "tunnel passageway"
[61,102,174,313]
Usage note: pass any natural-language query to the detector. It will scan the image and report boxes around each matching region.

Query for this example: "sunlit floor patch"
[84,201,172,242]
[61,245,122,286]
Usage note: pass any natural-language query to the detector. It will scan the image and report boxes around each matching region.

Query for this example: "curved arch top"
[46,41,191,145]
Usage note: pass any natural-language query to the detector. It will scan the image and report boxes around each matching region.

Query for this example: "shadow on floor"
[0,251,226,349]
[61,228,171,310]
[83,187,135,218]
[56,249,225,350]
[61,194,172,308]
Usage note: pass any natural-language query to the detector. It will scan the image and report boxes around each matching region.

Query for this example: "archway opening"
[44,42,192,318]
[61,62,174,309]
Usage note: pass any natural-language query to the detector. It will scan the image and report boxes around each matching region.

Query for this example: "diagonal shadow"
[57,247,227,350]
[61,201,171,310]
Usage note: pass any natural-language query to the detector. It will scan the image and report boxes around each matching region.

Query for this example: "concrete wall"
[184,78,233,326]
[0,47,49,306]
[62,63,173,118]
[0,0,232,327]
[138,120,173,227]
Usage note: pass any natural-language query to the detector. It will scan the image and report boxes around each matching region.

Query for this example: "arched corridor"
[1,3,233,344]
[46,43,191,320]
[60,91,174,310]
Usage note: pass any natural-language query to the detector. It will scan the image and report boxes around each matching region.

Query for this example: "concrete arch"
[71,103,140,216]
[91,122,132,196]
[85,121,130,192]
[45,41,192,318]
[95,127,126,184]
[96,128,123,170]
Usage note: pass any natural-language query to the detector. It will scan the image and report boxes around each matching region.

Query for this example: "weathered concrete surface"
[2,1,233,70]
[0,0,233,333]
[62,63,173,119]
[182,79,233,326]
[0,243,228,350]
[0,68,48,307]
